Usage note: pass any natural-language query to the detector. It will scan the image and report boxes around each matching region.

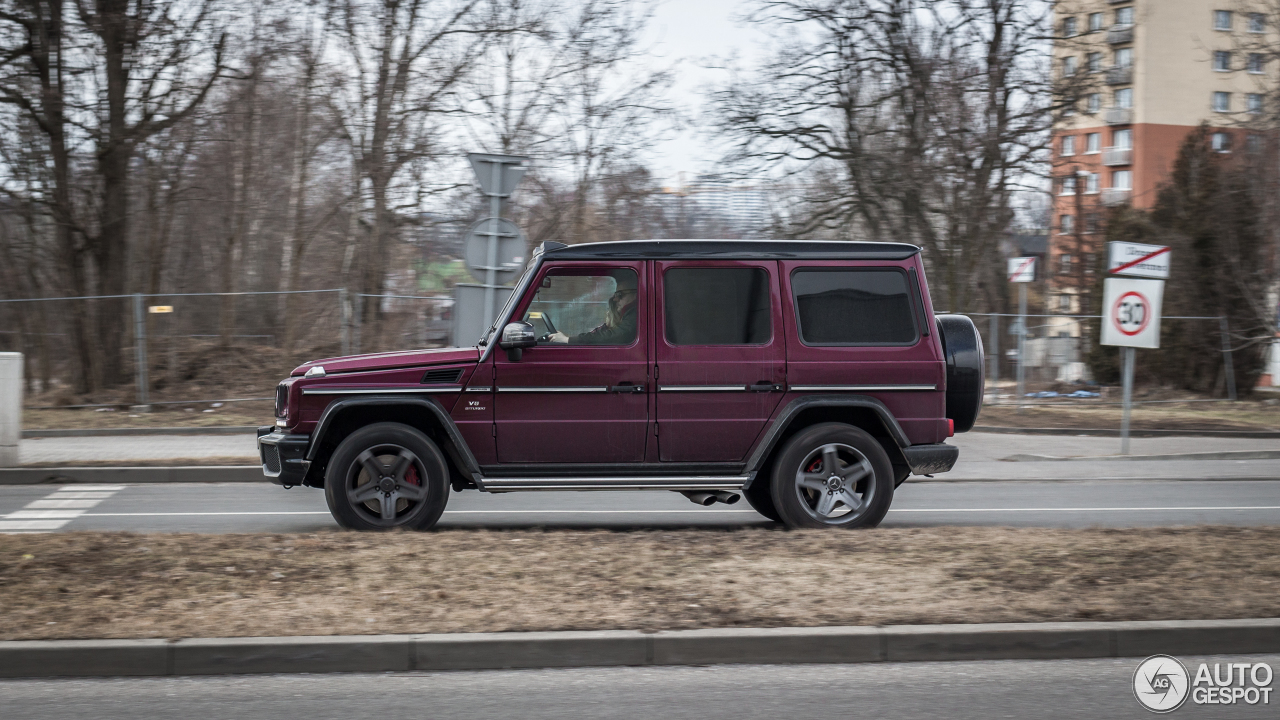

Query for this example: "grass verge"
[1,527,1276,641]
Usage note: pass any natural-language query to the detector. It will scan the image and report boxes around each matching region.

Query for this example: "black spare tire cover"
[936,314,984,433]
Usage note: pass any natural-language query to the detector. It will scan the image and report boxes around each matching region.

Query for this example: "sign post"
[1008,257,1036,410]
[1101,275,1166,454]
[456,153,529,346]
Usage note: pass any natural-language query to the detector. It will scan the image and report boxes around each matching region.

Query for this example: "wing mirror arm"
[499,321,537,362]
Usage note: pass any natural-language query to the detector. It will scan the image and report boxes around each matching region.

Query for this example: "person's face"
[611,287,637,310]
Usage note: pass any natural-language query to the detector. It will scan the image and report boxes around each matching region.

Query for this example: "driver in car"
[547,273,638,345]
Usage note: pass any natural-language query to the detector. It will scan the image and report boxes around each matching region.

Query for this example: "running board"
[479,476,750,492]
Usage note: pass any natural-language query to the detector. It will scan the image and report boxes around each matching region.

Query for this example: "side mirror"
[499,321,537,361]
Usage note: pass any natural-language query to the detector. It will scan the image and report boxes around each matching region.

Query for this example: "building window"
[1062,56,1078,76]
[1087,93,1101,113]
[1061,135,1076,156]
[1113,128,1133,149]
[1085,213,1101,234]
[1087,52,1102,72]
[1116,7,1134,26]
[1112,170,1132,190]
[1212,132,1232,152]
[1214,51,1233,71]
[1116,88,1133,109]
[1063,16,1078,37]
[1059,294,1072,311]
[1213,91,1231,112]
[1115,48,1133,68]
[1059,176,1077,195]
[1215,10,1233,31]
[1249,12,1265,33]
[1248,93,1263,114]
[1059,252,1073,272]
[1086,132,1101,153]
[1085,173,1100,194]
[1089,12,1104,32]
[1085,253,1097,274]
[1247,134,1262,153]
[1248,54,1265,74]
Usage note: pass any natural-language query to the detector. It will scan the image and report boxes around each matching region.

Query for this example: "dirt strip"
[1,527,1276,641]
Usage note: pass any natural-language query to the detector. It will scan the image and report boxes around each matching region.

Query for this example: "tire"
[743,475,781,522]
[769,423,894,529]
[324,422,449,531]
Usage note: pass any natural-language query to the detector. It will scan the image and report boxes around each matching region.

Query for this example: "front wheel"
[324,423,449,531]
[769,423,894,529]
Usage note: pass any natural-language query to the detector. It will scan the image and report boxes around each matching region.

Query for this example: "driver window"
[524,269,639,346]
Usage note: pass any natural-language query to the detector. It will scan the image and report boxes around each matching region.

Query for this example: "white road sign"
[1007,257,1036,283]
[1101,277,1165,349]
[1108,241,1170,279]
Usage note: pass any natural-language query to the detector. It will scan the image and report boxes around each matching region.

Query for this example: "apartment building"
[1049,0,1275,333]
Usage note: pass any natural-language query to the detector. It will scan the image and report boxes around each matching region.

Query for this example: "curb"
[974,426,1280,438]
[0,619,1276,678]
[0,466,261,485]
[1002,450,1280,463]
[21,427,259,438]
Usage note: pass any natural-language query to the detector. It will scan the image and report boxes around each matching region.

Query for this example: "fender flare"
[744,394,911,477]
[306,396,482,479]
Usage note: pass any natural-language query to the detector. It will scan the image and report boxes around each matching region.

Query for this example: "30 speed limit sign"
[1101,277,1164,348]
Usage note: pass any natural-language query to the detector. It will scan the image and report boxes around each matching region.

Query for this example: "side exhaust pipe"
[680,491,717,506]
[713,491,740,505]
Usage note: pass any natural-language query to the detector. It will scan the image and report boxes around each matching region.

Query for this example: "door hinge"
[491,424,497,437]
[653,423,659,436]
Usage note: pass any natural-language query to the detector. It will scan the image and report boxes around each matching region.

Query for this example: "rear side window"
[791,269,918,345]
[664,267,771,345]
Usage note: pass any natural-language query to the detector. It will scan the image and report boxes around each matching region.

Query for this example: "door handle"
[609,383,645,393]
[748,383,783,392]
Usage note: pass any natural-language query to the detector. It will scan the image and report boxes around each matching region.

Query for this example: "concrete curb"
[0,619,1276,678]
[0,466,261,484]
[974,426,1280,438]
[21,427,259,438]
[1002,450,1280,463]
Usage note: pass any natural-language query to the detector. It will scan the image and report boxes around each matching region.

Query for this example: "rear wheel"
[324,423,449,531]
[769,423,894,529]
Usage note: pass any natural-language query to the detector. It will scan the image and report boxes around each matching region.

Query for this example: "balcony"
[1107,24,1134,44]
[1106,66,1133,85]
[1102,146,1132,165]
[1101,188,1132,205]
[1105,107,1132,124]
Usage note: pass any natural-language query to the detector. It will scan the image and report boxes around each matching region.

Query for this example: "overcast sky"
[646,0,769,184]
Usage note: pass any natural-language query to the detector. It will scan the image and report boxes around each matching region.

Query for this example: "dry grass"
[1,527,1277,641]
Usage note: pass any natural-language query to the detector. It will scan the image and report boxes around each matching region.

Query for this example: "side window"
[663,267,771,345]
[524,268,638,346]
[791,269,919,346]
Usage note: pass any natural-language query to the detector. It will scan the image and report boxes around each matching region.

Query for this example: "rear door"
[654,260,786,462]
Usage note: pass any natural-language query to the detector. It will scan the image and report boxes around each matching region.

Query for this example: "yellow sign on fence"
[148,306,173,314]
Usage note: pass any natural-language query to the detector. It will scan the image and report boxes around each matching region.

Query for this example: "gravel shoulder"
[1,527,1276,642]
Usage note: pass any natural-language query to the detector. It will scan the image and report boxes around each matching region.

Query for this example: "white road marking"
[0,485,125,533]
[888,506,1280,512]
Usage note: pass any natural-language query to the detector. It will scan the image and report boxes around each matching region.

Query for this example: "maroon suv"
[259,240,983,530]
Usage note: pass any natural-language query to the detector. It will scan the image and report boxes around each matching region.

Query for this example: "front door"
[493,261,650,463]
[654,260,786,462]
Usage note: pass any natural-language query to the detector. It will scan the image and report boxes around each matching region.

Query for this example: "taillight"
[947,418,955,437]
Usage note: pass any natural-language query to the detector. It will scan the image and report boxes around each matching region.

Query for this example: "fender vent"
[421,367,463,384]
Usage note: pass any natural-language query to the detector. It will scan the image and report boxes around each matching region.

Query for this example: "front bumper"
[902,443,959,475]
[256,426,310,486]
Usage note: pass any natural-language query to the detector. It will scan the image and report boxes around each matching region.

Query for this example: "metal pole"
[132,293,149,408]
[1219,316,1237,401]
[1016,283,1027,411]
[353,293,363,355]
[989,313,999,385]
[1120,345,1135,454]
[339,288,350,357]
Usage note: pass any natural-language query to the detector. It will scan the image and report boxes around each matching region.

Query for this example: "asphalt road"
[2,655,1276,719]
[2,478,1280,533]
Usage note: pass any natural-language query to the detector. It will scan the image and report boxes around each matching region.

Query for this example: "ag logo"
[1134,655,1190,713]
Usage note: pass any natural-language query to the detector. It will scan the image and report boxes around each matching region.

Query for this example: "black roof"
[540,239,920,261]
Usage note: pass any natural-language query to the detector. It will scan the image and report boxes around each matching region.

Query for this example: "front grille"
[275,383,288,417]
[261,443,282,474]
[422,368,463,384]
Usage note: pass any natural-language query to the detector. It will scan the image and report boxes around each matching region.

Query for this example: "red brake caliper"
[405,464,421,486]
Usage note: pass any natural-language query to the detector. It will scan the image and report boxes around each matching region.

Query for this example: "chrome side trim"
[465,386,492,393]
[496,386,609,393]
[301,386,464,395]
[658,385,745,392]
[481,476,750,492]
[788,384,937,392]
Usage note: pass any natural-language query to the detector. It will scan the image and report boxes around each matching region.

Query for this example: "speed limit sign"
[1101,277,1164,348]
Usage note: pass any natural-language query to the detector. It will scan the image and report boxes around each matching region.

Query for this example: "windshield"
[478,253,540,347]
